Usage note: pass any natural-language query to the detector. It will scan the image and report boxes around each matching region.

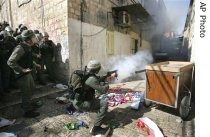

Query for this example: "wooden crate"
[145,61,194,108]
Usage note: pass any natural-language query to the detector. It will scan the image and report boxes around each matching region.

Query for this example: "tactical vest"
[83,82,96,101]
[69,70,96,101]
[18,42,33,69]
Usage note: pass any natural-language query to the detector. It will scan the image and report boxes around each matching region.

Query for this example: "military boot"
[90,126,108,135]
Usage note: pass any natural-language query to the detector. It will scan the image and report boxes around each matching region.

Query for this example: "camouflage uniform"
[73,74,109,126]
[7,43,35,112]
[72,61,110,129]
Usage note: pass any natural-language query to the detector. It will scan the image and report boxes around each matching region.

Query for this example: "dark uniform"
[0,40,4,97]
[15,25,28,44]
[15,35,23,44]
[0,35,16,93]
[32,44,45,85]
[1,36,16,92]
[0,31,5,97]
[40,39,56,82]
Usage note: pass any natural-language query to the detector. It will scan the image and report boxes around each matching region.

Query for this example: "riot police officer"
[40,32,57,82]
[7,30,40,118]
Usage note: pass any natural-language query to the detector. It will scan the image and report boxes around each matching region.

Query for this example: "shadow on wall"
[53,43,69,84]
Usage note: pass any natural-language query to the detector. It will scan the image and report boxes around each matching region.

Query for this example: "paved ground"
[0,80,195,137]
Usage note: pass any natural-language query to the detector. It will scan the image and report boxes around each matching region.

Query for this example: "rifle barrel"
[135,69,145,74]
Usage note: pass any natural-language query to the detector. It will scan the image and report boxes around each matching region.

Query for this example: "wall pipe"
[80,0,84,70]
[8,0,13,27]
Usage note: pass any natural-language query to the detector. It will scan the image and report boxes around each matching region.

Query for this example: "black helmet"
[21,30,35,41]
[18,24,23,29]
[20,25,28,32]
[34,30,39,34]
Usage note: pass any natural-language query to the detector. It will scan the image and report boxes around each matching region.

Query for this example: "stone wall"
[0,0,69,83]
[1,0,69,58]
[68,18,152,73]
[68,0,112,27]
[183,0,195,62]
[0,0,166,83]
[67,0,154,73]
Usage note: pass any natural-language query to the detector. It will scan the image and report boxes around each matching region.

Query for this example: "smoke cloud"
[164,0,190,34]
[105,50,153,83]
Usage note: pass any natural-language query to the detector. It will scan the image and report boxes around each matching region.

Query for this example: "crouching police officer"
[7,30,40,118]
[72,60,116,135]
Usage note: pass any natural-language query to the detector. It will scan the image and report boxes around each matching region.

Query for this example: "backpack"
[68,68,94,100]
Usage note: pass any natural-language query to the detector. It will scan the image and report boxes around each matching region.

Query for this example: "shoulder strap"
[68,66,87,87]
[68,71,74,87]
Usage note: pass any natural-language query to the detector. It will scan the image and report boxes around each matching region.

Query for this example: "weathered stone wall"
[1,0,165,82]
[67,0,113,28]
[0,0,12,24]
[183,0,195,62]
[68,18,150,73]
[67,0,154,73]
[0,0,69,83]
[1,0,68,42]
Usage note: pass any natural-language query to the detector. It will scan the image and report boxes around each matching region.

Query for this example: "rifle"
[100,70,118,82]
[135,69,145,74]
[107,70,118,77]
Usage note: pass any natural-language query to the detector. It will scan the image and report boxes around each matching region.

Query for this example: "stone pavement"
[0,80,195,137]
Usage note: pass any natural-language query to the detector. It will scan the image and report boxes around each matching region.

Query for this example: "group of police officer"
[0,21,116,135]
[0,21,57,117]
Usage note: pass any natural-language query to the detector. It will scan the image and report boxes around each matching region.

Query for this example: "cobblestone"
[0,80,195,137]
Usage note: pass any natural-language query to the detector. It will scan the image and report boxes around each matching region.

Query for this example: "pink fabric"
[138,119,154,137]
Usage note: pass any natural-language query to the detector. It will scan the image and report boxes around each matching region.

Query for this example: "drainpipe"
[8,0,13,27]
[80,0,84,70]
[41,0,45,29]
[139,32,142,47]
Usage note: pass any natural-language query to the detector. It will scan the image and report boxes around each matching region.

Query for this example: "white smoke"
[105,50,153,83]
[164,0,190,34]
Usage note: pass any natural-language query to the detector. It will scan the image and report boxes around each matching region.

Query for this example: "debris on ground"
[0,132,17,137]
[0,117,16,128]
[138,117,164,137]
